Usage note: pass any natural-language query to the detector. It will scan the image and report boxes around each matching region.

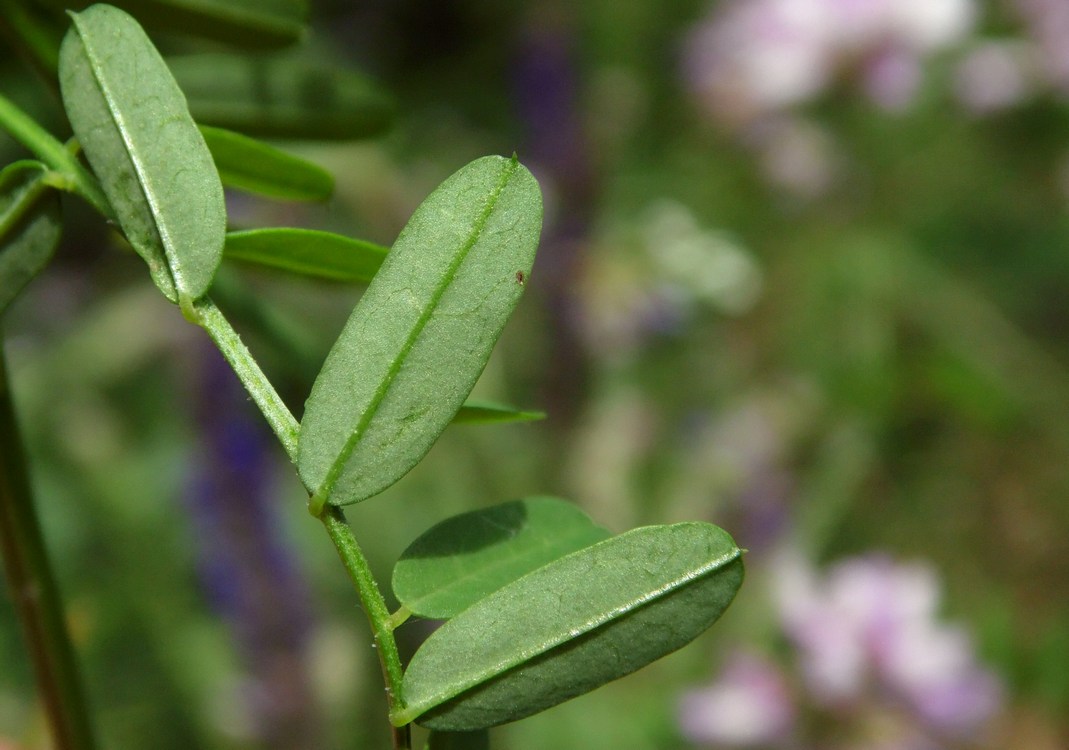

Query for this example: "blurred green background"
[2,0,1069,748]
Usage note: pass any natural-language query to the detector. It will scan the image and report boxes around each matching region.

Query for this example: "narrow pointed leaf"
[59,4,225,303]
[169,53,394,141]
[397,523,744,731]
[200,125,333,201]
[41,0,308,49]
[298,155,542,507]
[451,399,545,425]
[0,161,61,313]
[224,228,386,282]
[392,497,610,620]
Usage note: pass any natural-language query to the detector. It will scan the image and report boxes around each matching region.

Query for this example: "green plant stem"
[320,506,411,750]
[0,339,98,750]
[188,295,300,461]
[0,91,112,218]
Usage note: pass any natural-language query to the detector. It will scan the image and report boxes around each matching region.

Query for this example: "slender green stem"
[0,338,98,750]
[320,506,411,750]
[0,92,112,218]
[188,295,300,462]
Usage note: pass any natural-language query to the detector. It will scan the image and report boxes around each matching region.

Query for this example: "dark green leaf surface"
[397,523,743,731]
[298,155,542,508]
[41,0,308,49]
[200,125,333,201]
[451,399,545,425]
[0,162,61,313]
[392,497,610,620]
[59,4,225,303]
[169,53,393,140]
[224,228,385,282]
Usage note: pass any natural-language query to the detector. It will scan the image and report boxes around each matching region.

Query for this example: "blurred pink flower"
[684,0,976,124]
[678,651,796,747]
[772,552,1003,737]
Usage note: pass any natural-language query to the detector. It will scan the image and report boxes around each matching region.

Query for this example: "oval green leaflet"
[392,497,611,620]
[298,155,542,510]
[224,228,386,282]
[200,125,333,202]
[59,3,226,304]
[395,522,743,731]
[0,161,61,314]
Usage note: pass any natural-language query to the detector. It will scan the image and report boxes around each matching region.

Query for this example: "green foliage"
[297,155,543,509]
[168,53,394,140]
[451,400,545,425]
[58,4,225,304]
[0,3,747,747]
[224,228,386,282]
[0,161,60,313]
[397,523,744,730]
[392,497,610,620]
[200,125,333,202]
[41,0,309,49]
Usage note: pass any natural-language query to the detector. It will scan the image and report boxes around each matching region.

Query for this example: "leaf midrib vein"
[75,17,181,293]
[314,158,519,503]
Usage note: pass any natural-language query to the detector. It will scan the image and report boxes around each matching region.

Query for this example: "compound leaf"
[396,522,743,731]
[59,3,225,303]
[298,155,542,508]
[392,497,610,620]
[201,125,333,201]
[0,161,61,314]
[224,228,385,282]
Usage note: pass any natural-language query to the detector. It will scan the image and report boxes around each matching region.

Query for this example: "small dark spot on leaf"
[515,271,526,285]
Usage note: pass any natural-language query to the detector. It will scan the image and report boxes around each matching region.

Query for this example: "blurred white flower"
[684,0,977,124]
[678,651,796,747]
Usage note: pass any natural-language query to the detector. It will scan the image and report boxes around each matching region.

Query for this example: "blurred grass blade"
[40,0,308,49]
[59,4,225,303]
[451,399,545,425]
[427,730,489,750]
[200,125,333,201]
[298,156,542,508]
[169,53,394,141]
[397,522,744,730]
[224,228,386,282]
[392,497,610,619]
[0,161,61,314]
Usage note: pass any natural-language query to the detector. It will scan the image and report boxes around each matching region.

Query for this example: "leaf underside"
[399,522,744,731]
[297,155,543,506]
[59,4,225,303]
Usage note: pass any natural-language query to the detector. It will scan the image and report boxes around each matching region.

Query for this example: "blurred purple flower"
[679,651,796,747]
[772,552,1003,737]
